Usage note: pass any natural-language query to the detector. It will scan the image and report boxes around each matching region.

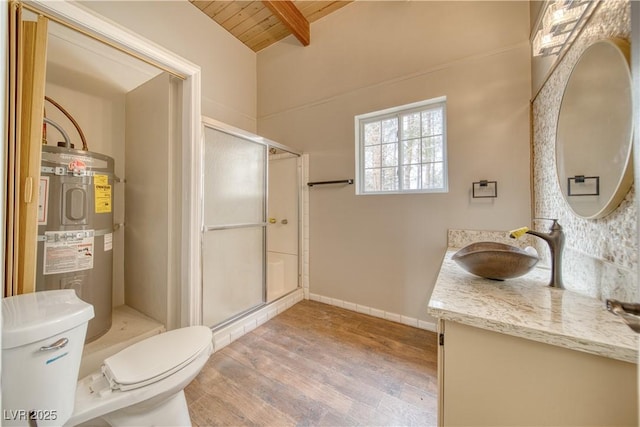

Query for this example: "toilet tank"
[2,290,94,426]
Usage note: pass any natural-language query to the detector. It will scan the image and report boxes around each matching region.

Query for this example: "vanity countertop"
[427,249,638,364]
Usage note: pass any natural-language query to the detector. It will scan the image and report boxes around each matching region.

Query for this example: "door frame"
[11,0,203,327]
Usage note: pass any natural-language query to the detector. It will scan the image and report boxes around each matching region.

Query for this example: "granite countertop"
[427,249,638,364]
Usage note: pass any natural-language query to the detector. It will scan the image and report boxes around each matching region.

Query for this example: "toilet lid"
[102,326,212,391]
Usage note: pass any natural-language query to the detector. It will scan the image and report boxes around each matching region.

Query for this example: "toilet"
[2,290,213,426]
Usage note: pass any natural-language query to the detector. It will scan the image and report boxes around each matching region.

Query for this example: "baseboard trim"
[212,288,304,352]
[211,289,437,352]
[308,293,437,332]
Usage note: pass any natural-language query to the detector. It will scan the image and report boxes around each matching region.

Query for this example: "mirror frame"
[555,38,634,220]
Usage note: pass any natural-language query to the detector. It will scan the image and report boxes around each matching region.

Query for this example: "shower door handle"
[268,218,288,225]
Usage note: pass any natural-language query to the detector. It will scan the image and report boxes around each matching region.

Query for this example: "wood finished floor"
[185,300,439,426]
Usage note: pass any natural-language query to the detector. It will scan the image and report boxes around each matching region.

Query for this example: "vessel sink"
[452,242,539,280]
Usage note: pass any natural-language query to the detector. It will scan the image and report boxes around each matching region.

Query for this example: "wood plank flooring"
[185,300,439,426]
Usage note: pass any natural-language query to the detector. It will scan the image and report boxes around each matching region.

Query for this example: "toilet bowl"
[2,290,213,427]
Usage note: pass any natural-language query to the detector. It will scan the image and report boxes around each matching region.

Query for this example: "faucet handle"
[533,218,562,230]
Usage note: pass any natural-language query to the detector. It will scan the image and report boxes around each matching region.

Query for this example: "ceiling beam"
[262,0,310,46]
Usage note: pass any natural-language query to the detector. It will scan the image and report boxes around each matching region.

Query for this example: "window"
[355,97,447,195]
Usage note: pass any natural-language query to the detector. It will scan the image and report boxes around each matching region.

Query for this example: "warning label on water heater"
[94,174,112,214]
[43,230,95,275]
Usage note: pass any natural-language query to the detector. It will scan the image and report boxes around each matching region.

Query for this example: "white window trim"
[355,96,448,195]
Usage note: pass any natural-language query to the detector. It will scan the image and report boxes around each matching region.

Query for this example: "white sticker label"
[104,233,113,252]
[38,177,49,225]
[43,231,94,275]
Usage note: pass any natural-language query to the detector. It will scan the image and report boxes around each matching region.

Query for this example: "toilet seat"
[67,326,213,426]
[103,326,212,391]
[2,290,213,427]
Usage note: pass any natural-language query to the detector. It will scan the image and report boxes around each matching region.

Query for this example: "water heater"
[36,145,115,342]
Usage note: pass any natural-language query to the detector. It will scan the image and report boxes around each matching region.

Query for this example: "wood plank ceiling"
[189,0,352,52]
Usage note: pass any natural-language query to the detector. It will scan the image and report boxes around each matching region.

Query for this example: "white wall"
[257,1,532,324]
[80,0,257,132]
[125,73,174,326]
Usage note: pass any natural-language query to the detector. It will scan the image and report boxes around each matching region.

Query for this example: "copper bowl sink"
[452,242,539,280]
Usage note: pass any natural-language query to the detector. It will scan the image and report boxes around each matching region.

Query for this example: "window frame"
[354,96,448,195]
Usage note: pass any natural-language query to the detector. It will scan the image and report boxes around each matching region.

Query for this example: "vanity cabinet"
[429,249,639,426]
[437,319,637,426]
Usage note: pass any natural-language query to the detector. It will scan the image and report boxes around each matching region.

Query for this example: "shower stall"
[201,119,302,328]
[266,147,300,302]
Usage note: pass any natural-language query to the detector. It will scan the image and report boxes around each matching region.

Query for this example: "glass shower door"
[202,126,266,327]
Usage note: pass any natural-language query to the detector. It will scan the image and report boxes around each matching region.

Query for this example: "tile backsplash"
[532,0,637,302]
[447,229,537,250]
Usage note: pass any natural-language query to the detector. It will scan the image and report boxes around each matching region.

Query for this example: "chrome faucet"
[512,219,565,289]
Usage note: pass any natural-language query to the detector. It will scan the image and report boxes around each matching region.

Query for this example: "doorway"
[4,1,202,375]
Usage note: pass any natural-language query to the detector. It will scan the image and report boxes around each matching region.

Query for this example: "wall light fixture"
[532,0,597,57]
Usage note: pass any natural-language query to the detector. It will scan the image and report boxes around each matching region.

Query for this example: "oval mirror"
[555,38,633,219]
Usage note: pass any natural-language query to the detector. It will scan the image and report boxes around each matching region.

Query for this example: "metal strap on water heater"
[40,166,120,181]
[37,228,114,242]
